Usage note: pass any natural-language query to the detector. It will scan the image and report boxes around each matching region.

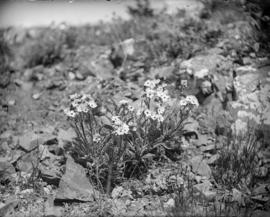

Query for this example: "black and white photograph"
[0,0,270,216]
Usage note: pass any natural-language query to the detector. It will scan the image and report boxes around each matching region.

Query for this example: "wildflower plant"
[64,79,199,193]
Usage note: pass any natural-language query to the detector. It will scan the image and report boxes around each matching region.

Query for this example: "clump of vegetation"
[213,125,262,190]
[0,29,12,72]
[23,28,65,68]
[64,79,199,194]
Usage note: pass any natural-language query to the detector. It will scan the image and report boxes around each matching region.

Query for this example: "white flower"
[112,116,122,125]
[88,100,97,109]
[156,114,164,122]
[157,106,165,114]
[144,109,152,118]
[160,92,170,102]
[179,99,188,107]
[64,108,76,117]
[70,93,80,100]
[145,88,155,99]
[127,105,134,112]
[186,95,199,107]
[181,80,188,88]
[144,80,155,89]
[114,123,129,135]
[93,134,101,143]
[153,79,161,85]
[77,104,89,113]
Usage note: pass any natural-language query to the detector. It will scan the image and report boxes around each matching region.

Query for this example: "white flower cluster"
[111,116,130,135]
[144,79,170,102]
[179,95,199,107]
[93,133,102,143]
[144,107,165,122]
[64,93,97,118]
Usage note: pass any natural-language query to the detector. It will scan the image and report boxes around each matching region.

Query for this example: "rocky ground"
[0,1,270,217]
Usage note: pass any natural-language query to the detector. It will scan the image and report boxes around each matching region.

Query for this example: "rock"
[194,68,209,79]
[8,99,15,106]
[200,144,216,153]
[243,57,253,65]
[251,210,270,217]
[39,145,64,185]
[44,199,63,217]
[68,72,75,80]
[207,154,220,165]
[163,198,175,209]
[75,72,85,81]
[0,71,11,88]
[194,134,210,147]
[150,65,175,80]
[16,151,39,173]
[32,92,42,100]
[55,156,97,203]
[194,180,216,201]
[183,118,199,139]
[0,199,18,217]
[190,155,212,178]
[17,132,44,152]
[57,128,76,148]
[235,65,256,75]
[0,159,16,181]
[17,131,57,152]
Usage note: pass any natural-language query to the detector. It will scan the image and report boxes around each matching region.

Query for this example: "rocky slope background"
[0,0,270,216]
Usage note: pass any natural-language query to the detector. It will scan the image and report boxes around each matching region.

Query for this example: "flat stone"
[17,132,44,152]
[55,156,97,203]
[190,155,212,178]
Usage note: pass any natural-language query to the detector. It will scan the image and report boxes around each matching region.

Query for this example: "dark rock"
[0,71,10,88]
[200,144,217,153]
[54,156,98,204]
[39,145,64,185]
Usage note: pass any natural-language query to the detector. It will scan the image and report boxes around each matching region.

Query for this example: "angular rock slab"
[55,156,97,203]
[189,155,212,179]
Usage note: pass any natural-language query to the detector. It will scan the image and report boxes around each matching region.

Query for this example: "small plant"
[64,79,198,194]
[23,28,64,68]
[213,122,262,190]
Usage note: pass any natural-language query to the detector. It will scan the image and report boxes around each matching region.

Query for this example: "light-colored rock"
[0,159,16,181]
[55,156,97,203]
[190,156,212,178]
